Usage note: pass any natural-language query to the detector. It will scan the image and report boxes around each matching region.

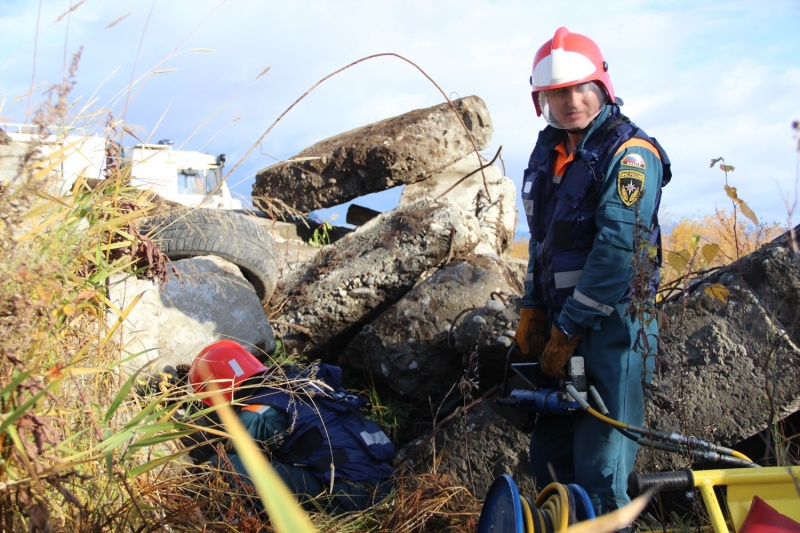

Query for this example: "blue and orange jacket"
[521,104,671,334]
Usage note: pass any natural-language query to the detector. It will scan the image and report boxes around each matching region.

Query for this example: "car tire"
[139,209,279,303]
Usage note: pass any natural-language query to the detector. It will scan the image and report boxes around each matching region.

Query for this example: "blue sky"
[1,0,798,235]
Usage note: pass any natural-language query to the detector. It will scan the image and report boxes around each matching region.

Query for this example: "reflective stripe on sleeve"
[360,430,391,446]
[523,198,534,216]
[573,289,614,316]
[554,270,582,289]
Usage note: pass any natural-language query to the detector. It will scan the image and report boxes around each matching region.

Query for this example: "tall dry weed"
[0,93,198,529]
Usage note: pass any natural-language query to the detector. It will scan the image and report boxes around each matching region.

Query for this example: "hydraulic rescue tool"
[478,347,782,533]
[495,357,587,416]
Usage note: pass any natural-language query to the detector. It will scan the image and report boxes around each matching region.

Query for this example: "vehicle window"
[207,168,222,190]
[178,169,206,195]
[178,168,221,195]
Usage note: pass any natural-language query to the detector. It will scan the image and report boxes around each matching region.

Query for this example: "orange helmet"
[531,27,614,117]
[188,340,268,406]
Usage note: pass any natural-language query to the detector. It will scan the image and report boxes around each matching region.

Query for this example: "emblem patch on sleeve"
[617,169,644,206]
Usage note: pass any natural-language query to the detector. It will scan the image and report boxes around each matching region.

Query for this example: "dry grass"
[311,472,483,532]
[509,237,529,260]
[0,144,152,529]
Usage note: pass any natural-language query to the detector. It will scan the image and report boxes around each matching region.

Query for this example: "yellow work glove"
[540,324,583,378]
[514,308,547,358]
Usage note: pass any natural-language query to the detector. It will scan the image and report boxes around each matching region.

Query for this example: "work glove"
[540,324,584,379]
[514,308,547,358]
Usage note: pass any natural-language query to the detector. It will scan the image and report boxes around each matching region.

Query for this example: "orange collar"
[553,142,575,180]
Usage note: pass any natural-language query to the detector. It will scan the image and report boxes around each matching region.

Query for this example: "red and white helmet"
[188,340,268,406]
[531,27,614,117]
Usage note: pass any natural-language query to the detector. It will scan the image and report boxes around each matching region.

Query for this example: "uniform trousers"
[530,303,656,515]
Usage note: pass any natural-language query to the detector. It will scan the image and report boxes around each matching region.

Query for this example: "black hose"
[616,426,642,443]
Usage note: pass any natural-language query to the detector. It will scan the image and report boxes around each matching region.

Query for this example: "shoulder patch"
[617,169,645,206]
[621,153,646,169]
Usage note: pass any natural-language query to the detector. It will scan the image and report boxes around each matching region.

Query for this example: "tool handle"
[627,469,694,497]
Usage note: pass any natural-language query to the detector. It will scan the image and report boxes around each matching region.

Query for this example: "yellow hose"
[731,449,754,463]
[534,482,571,532]
[520,495,535,532]
[586,406,629,429]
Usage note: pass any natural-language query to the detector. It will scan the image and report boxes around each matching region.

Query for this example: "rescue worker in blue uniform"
[186,340,395,515]
[514,27,671,516]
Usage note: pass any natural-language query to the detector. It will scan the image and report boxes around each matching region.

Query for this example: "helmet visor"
[537,81,608,129]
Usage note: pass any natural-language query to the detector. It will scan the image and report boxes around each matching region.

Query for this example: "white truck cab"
[1,124,242,210]
[122,140,242,210]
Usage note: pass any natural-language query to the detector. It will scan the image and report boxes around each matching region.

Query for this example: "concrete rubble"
[252,96,494,213]
[270,196,483,358]
[401,151,518,257]
[339,254,524,407]
[107,255,276,374]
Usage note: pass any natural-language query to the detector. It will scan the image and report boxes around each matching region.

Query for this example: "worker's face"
[539,82,604,130]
